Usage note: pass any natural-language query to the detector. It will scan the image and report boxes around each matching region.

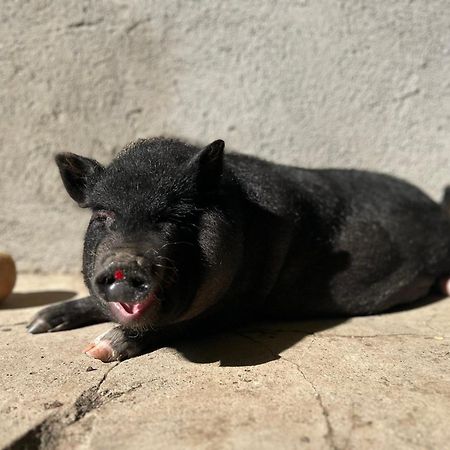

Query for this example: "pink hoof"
[439,277,450,296]
[82,340,115,363]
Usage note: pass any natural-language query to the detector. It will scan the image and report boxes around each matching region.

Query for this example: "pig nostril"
[95,265,151,302]
[96,273,115,287]
[128,275,149,290]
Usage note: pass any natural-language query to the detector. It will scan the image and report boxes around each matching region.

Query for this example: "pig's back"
[225,153,450,316]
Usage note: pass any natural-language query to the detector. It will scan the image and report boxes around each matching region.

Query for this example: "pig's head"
[55,138,241,331]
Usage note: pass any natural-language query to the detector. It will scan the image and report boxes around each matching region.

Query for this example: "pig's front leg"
[82,326,166,362]
[27,297,109,334]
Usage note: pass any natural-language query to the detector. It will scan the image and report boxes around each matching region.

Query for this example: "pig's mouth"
[94,264,162,323]
[109,289,160,323]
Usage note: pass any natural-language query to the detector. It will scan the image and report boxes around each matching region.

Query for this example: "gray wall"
[1,0,449,272]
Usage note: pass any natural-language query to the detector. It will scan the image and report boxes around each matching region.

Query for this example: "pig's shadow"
[0,291,77,309]
[173,318,345,367]
[173,248,353,367]
[172,293,447,367]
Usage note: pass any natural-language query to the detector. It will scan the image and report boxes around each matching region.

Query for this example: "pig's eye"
[91,210,115,227]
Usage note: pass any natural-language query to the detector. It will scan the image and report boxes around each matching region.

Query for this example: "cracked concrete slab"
[1,274,450,449]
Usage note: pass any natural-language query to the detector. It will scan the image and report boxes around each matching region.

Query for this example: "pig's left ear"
[191,140,224,190]
[55,152,104,208]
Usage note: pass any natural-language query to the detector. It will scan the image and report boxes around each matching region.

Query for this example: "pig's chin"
[109,290,159,325]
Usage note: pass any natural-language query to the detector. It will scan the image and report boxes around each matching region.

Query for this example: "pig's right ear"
[55,152,104,208]
[190,140,225,191]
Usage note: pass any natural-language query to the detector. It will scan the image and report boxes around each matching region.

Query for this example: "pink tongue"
[119,302,147,315]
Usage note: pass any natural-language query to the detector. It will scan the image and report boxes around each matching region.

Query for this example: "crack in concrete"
[236,324,448,449]
[4,361,131,450]
[304,333,448,339]
[278,355,337,450]
[0,321,28,329]
[234,332,281,361]
[300,371,337,450]
[242,329,448,339]
[341,404,355,450]
[236,332,338,449]
[424,310,442,334]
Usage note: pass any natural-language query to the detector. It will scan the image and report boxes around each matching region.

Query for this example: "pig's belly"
[264,220,450,317]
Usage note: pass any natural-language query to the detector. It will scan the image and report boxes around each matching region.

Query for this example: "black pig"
[28,138,450,361]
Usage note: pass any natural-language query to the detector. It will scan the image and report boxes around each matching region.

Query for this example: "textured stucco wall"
[1,0,449,272]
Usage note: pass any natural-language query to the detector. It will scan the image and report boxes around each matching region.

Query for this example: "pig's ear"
[192,140,224,190]
[55,152,104,208]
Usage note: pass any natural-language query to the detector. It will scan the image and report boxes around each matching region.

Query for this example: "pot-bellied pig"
[28,138,450,361]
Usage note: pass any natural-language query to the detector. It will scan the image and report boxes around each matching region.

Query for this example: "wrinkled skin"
[28,138,450,362]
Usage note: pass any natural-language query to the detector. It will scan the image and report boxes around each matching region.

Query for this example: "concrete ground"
[1,275,450,450]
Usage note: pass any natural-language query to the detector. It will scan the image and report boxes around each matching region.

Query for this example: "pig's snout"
[94,259,152,303]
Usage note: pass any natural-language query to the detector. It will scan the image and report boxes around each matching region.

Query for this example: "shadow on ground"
[0,291,77,309]
[174,318,346,367]
[173,293,448,368]
[388,293,446,312]
[1,289,446,368]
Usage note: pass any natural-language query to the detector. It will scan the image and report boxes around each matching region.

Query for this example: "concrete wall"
[1,0,449,272]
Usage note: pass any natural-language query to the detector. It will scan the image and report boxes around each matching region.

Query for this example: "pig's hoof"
[83,327,142,362]
[439,276,450,296]
[83,341,116,363]
[27,304,71,334]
